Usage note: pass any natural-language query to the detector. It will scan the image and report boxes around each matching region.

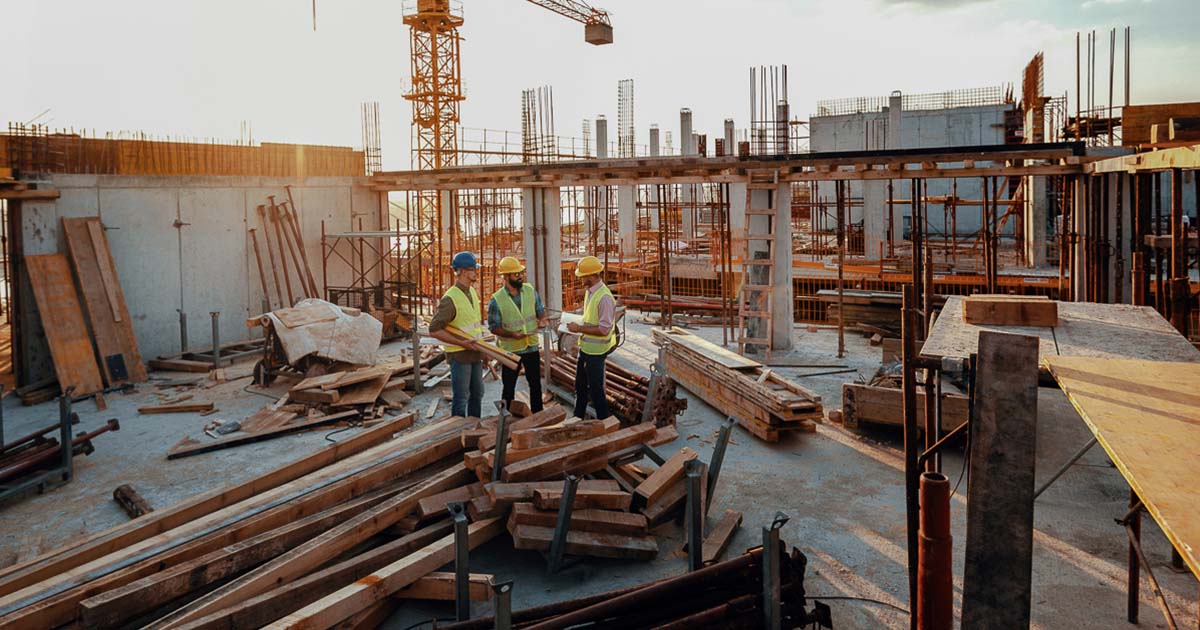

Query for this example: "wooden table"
[1045,356,1200,626]
[921,297,1200,363]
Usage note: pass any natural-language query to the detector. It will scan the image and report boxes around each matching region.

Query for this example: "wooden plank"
[510,417,615,450]
[0,413,419,599]
[61,218,148,385]
[961,331,1039,629]
[478,404,567,452]
[138,402,214,414]
[702,509,742,565]
[290,372,345,392]
[841,383,968,432]
[289,388,340,404]
[170,521,454,630]
[166,410,369,459]
[76,487,395,628]
[415,482,486,520]
[501,423,657,482]
[633,447,697,508]
[962,295,1058,326]
[394,572,493,601]
[331,373,389,407]
[154,461,473,629]
[508,502,647,536]
[1045,356,1200,579]
[651,328,762,370]
[264,519,504,629]
[641,479,686,526]
[325,368,391,390]
[24,254,104,395]
[485,480,619,503]
[148,358,213,373]
[509,524,657,561]
[532,487,632,511]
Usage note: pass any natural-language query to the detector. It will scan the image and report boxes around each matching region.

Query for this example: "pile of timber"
[0,413,495,629]
[546,352,686,426]
[162,347,445,460]
[961,294,1058,326]
[652,328,823,442]
[436,545,817,629]
[818,289,948,336]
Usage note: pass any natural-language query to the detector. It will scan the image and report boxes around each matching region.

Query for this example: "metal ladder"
[737,169,779,358]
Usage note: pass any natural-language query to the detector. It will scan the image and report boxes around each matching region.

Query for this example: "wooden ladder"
[737,169,779,358]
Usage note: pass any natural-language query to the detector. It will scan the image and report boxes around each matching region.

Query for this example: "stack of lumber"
[0,413,501,629]
[435,545,817,629]
[818,289,948,335]
[652,328,823,442]
[546,351,686,426]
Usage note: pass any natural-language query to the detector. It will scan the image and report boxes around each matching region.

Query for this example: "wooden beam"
[510,418,615,450]
[633,447,697,509]
[264,519,504,629]
[394,572,493,602]
[509,524,657,561]
[532,487,632,511]
[702,509,743,565]
[501,423,657,482]
[508,502,646,536]
[165,410,368,459]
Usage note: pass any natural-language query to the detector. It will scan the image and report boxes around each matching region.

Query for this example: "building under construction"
[0,3,1197,629]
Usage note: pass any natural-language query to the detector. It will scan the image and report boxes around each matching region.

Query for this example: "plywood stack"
[652,328,823,442]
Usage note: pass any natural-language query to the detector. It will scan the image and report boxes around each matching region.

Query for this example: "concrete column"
[862,181,886,260]
[1071,176,1086,300]
[771,182,794,351]
[745,183,793,353]
[522,187,563,312]
[649,126,660,229]
[595,116,608,159]
[729,182,747,260]
[775,102,790,154]
[680,109,694,156]
[591,116,608,244]
[724,119,735,156]
[439,190,454,255]
[618,185,636,255]
[1023,176,1047,267]
[887,92,902,150]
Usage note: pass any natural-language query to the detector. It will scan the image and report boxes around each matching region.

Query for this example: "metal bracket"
[547,474,579,574]
[210,312,222,368]
[491,580,513,630]
[492,400,509,482]
[638,443,666,466]
[763,511,789,630]
[706,418,734,513]
[640,346,667,425]
[447,501,470,621]
[685,459,703,572]
[177,309,188,354]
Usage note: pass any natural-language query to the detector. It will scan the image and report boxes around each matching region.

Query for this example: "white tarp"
[263,298,382,366]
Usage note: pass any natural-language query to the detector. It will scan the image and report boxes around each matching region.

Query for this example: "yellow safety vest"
[579,283,616,356]
[492,283,539,353]
[442,284,483,354]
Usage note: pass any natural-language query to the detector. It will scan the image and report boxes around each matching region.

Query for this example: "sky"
[3,0,1198,171]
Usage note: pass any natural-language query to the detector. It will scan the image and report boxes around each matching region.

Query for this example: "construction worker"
[488,256,549,414]
[566,255,616,419]
[429,251,485,418]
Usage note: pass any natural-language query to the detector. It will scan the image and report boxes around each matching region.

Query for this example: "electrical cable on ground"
[808,595,911,614]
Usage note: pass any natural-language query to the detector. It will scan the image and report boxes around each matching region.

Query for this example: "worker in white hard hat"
[566,255,616,419]
[429,252,484,418]
[488,256,549,414]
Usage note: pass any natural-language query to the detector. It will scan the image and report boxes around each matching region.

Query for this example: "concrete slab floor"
[0,317,1194,629]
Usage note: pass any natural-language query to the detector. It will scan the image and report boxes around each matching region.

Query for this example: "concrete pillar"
[591,116,608,244]
[595,116,608,159]
[522,187,563,312]
[649,126,660,229]
[618,185,636,256]
[1023,176,1047,267]
[1071,176,1086,300]
[729,182,747,260]
[439,190,454,255]
[724,119,735,156]
[863,181,886,260]
[887,92,902,150]
[775,102,790,154]
[745,183,793,353]
[680,109,694,156]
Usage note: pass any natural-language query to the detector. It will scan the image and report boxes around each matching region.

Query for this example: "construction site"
[0,0,1198,628]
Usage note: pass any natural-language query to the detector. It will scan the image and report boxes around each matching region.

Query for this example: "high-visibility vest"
[442,284,483,354]
[579,283,616,356]
[492,283,539,353]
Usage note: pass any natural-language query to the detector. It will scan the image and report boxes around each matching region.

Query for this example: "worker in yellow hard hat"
[566,255,616,419]
[488,256,549,414]
[429,252,484,418]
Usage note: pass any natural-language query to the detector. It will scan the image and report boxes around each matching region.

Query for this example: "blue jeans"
[449,358,484,418]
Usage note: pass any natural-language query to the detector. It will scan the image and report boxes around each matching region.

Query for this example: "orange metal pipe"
[917,471,953,630]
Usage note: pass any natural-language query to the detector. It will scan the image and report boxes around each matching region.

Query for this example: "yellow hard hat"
[497,256,525,275]
[575,255,605,277]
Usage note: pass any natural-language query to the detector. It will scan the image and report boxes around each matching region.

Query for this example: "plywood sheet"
[62,217,147,385]
[1044,356,1200,578]
[921,296,1200,363]
[25,254,104,395]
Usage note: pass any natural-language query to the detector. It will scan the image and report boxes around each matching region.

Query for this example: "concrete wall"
[810,104,1015,253]
[18,175,381,376]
